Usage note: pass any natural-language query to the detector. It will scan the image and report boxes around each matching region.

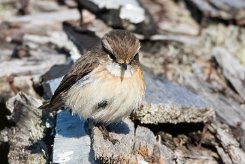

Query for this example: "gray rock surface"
[48,77,95,164]
[133,72,215,124]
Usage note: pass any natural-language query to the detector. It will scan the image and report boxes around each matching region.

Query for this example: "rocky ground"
[0,0,245,163]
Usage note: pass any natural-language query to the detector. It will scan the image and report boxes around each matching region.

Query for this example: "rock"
[63,22,101,53]
[185,0,245,25]
[5,92,46,164]
[77,0,157,36]
[133,72,215,124]
[53,111,94,164]
[140,0,199,35]
[214,123,245,164]
[46,77,95,164]
[0,50,66,77]
[212,47,245,102]
[5,9,80,26]
[92,119,136,163]
[92,119,175,163]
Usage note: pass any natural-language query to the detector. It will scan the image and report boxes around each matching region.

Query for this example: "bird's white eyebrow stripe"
[102,39,113,54]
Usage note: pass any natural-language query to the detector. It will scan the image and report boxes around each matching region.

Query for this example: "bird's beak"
[120,63,127,81]
[120,63,127,70]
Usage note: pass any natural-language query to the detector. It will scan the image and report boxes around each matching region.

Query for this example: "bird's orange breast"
[92,65,145,97]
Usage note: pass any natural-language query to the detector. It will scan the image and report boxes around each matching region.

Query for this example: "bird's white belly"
[64,66,144,123]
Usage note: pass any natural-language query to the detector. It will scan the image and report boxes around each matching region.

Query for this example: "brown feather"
[53,50,100,98]
[40,49,100,112]
[102,30,140,64]
[39,96,63,112]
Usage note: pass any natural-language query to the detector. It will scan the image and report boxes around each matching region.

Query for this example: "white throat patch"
[105,62,134,77]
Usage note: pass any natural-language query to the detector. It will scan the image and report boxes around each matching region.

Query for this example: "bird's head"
[101,30,141,70]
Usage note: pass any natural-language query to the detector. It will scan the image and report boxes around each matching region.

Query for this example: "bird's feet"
[97,123,119,145]
[85,119,118,144]
[84,118,95,135]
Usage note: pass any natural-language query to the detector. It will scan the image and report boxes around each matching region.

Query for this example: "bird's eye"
[129,53,139,64]
[108,51,117,61]
[102,46,117,61]
[134,53,139,60]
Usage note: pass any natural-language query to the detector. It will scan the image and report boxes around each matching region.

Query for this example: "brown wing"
[52,50,99,99]
[39,49,100,112]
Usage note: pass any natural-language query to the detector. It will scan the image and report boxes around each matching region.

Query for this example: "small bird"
[40,30,145,125]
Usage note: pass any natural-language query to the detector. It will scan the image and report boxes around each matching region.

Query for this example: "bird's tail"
[39,98,63,112]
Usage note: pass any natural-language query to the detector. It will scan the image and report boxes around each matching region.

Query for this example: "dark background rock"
[77,0,158,36]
